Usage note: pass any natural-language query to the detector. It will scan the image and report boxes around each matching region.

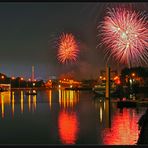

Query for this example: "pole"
[32,65,34,82]
[105,65,111,128]
[105,66,110,99]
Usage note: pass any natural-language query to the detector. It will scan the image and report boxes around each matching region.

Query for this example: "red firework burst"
[99,7,148,67]
[57,33,79,64]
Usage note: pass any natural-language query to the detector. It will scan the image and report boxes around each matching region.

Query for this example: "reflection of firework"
[99,8,148,67]
[58,111,79,144]
[57,33,79,64]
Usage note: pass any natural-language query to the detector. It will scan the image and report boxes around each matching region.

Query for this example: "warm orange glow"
[0,92,11,118]
[58,90,79,110]
[100,76,102,79]
[28,93,31,111]
[1,95,4,118]
[59,89,62,107]
[20,91,24,113]
[20,77,24,81]
[12,92,15,117]
[28,78,31,81]
[48,90,52,109]
[33,95,36,112]
[58,111,79,144]
[116,79,121,85]
[1,75,4,79]
[100,105,103,123]
[114,76,121,84]
[11,77,15,80]
[102,108,139,145]
[114,76,119,80]
[103,77,106,80]
[131,73,136,77]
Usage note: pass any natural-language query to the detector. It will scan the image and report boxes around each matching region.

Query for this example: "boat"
[92,84,117,97]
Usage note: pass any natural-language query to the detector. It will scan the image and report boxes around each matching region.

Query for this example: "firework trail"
[98,7,148,67]
[57,33,79,64]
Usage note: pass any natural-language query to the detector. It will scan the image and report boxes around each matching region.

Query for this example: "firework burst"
[98,7,148,67]
[57,33,79,64]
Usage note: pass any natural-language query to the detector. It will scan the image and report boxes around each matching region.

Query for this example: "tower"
[32,65,34,82]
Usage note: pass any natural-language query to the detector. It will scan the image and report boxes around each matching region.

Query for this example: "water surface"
[0,90,146,145]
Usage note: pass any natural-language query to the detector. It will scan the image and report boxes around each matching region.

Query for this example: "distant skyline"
[0,2,147,80]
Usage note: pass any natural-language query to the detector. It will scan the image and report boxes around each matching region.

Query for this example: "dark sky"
[0,2,147,81]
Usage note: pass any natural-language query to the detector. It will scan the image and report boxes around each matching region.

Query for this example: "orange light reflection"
[48,90,52,109]
[58,111,79,144]
[58,90,79,110]
[20,91,24,113]
[102,108,139,145]
[0,92,11,118]
[12,92,15,117]
[32,95,36,112]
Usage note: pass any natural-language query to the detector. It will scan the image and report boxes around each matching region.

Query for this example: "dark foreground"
[137,108,148,144]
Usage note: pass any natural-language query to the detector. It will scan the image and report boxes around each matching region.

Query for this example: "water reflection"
[20,91,24,113]
[0,92,11,118]
[93,98,111,128]
[32,95,37,112]
[0,90,146,145]
[58,90,79,110]
[58,111,79,144]
[48,90,52,109]
[102,108,139,145]
[27,90,37,113]
[11,91,15,117]
[58,90,79,144]
[28,93,31,111]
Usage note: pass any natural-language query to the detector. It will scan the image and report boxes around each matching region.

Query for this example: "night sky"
[0,2,147,81]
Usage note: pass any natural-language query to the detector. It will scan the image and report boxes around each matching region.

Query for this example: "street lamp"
[1,75,5,83]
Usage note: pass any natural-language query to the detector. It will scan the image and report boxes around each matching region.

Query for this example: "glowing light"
[11,77,15,80]
[28,93,31,111]
[1,95,4,118]
[1,76,4,79]
[57,33,79,64]
[0,92,11,118]
[48,90,52,109]
[33,95,37,112]
[102,108,139,145]
[58,90,79,110]
[58,111,79,144]
[11,92,15,117]
[131,73,135,77]
[100,105,103,123]
[20,91,24,113]
[99,8,148,67]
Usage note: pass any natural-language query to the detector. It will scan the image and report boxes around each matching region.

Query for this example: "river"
[0,90,146,145]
